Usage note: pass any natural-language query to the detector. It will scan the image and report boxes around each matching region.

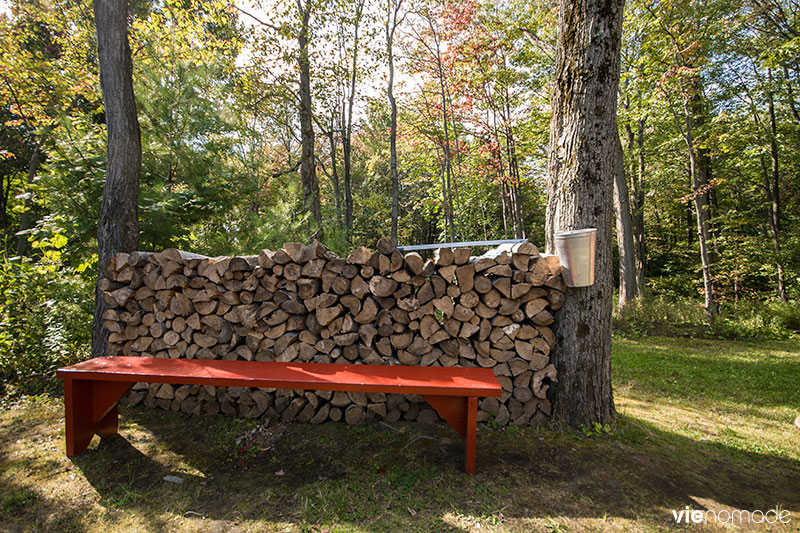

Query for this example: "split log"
[105,237,559,427]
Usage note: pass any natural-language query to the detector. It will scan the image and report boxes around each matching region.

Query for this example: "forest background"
[1,0,799,393]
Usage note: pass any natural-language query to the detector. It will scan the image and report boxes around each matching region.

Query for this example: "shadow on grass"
[0,476,89,533]
[0,444,89,532]
[68,405,800,531]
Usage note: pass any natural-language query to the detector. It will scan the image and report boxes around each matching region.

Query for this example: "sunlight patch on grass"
[613,337,800,463]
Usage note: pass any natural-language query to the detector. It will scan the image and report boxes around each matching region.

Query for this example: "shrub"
[613,293,796,341]
[0,243,93,396]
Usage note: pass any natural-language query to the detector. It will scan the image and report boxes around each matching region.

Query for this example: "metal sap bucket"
[554,228,597,287]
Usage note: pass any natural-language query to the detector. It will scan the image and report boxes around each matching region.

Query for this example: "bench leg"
[64,378,132,456]
[422,395,479,474]
[465,396,477,474]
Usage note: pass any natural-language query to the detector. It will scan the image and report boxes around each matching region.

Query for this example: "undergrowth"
[612,293,800,340]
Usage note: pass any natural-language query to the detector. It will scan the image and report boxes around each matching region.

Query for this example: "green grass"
[613,336,799,461]
[0,336,798,531]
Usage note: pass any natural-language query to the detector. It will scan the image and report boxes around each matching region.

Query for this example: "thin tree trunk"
[783,66,800,124]
[437,145,452,241]
[2,174,11,228]
[766,73,787,301]
[499,179,508,235]
[613,133,638,307]
[491,113,510,237]
[326,118,342,229]
[624,118,645,294]
[633,116,646,292]
[431,24,455,240]
[297,0,321,231]
[343,0,364,240]
[545,0,623,427]
[387,0,403,246]
[92,0,141,358]
[682,98,716,319]
[503,83,525,239]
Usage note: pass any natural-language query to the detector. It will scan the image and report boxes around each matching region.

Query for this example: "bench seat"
[57,356,502,473]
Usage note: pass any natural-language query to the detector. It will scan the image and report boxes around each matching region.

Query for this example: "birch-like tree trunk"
[387,0,404,246]
[342,0,365,240]
[326,117,342,229]
[92,0,141,357]
[545,0,624,427]
[682,91,716,319]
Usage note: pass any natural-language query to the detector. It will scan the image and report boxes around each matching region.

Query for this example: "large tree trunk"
[298,0,321,230]
[545,0,623,427]
[92,0,141,358]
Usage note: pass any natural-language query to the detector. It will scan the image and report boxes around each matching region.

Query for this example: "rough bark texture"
[544,0,623,427]
[298,0,321,228]
[92,0,141,358]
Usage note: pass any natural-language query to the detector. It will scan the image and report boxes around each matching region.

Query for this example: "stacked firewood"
[100,238,564,427]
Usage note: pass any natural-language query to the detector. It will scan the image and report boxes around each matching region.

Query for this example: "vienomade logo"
[672,506,791,526]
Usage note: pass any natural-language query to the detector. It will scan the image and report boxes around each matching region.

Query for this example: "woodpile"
[101,238,564,427]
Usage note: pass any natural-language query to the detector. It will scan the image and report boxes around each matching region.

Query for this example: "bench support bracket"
[423,395,478,474]
[64,378,132,456]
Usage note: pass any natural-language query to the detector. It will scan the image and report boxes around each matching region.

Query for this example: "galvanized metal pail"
[554,228,597,287]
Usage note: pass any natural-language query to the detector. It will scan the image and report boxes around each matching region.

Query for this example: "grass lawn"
[1,336,798,532]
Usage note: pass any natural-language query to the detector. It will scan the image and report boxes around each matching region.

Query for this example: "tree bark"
[297,0,321,230]
[428,16,455,241]
[545,0,623,427]
[387,0,403,246]
[326,117,342,229]
[342,0,365,240]
[766,73,787,302]
[683,91,716,319]
[624,116,646,295]
[633,116,646,292]
[613,134,638,307]
[92,0,141,358]
[503,81,526,239]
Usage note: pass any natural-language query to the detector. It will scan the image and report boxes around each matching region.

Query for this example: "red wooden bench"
[57,356,502,473]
